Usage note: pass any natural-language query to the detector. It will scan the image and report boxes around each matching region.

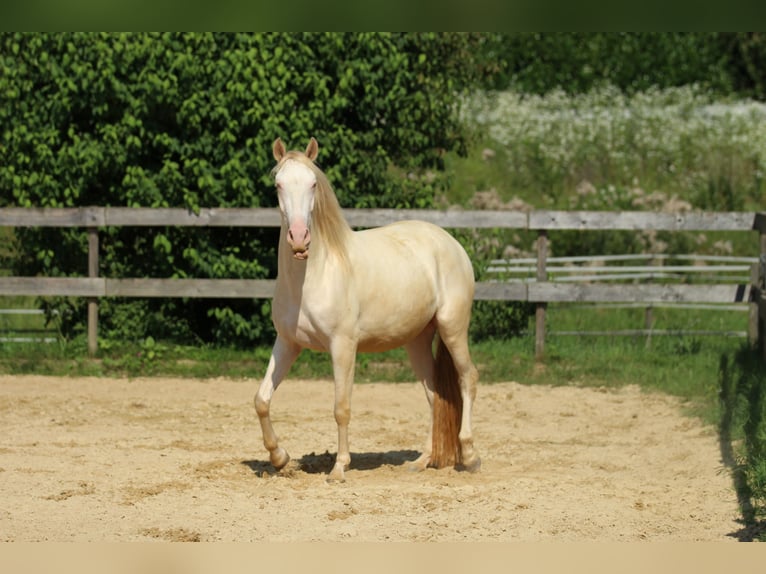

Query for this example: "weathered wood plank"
[474,282,527,301]
[1,276,753,304]
[103,208,527,229]
[529,283,752,304]
[105,278,276,298]
[104,207,282,227]
[344,209,528,229]
[0,277,105,296]
[550,329,747,338]
[490,265,752,274]
[530,210,756,231]
[0,207,761,232]
[0,207,105,227]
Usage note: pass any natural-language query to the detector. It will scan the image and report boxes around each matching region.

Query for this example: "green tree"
[723,32,766,101]
[480,33,735,95]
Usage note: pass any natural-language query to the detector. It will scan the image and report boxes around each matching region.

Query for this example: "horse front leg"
[254,335,301,471]
[328,337,358,482]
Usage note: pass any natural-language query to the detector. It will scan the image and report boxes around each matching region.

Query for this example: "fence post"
[535,229,548,361]
[644,305,654,348]
[87,227,99,357]
[749,259,760,349]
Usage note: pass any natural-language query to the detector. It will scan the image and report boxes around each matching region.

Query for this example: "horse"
[254,137,481,481]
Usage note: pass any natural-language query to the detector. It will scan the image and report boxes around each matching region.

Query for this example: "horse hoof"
[270,447,290,470]
[407,454,430,472]
[327,462,347,483]
[459,456,482,473]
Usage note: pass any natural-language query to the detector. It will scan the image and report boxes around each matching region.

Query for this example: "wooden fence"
[486,253,756,342]
[1,207,765,360]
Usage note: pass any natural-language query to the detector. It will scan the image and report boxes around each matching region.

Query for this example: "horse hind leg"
[404,322,437,472]
[434,320,481,472]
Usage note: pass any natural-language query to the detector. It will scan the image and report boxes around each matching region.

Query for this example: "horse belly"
[355,284,437,353]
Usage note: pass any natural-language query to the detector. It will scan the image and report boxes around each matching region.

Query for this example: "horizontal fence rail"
[0,206,760,230]
[488,254,756,284]
[1,207,765,359]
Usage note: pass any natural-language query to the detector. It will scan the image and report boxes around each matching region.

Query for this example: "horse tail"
[430,336,463,468]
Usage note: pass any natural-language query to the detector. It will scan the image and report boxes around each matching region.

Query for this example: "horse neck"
[276,222,342,288]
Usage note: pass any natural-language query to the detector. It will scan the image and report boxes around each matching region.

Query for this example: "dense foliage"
[0,32,482,345]
[481,33,766,100]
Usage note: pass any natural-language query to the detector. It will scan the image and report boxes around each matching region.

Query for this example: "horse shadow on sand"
[242,449,420,477]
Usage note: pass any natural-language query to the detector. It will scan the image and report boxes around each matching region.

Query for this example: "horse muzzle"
[292,247,309,260]
[287,223,311,259]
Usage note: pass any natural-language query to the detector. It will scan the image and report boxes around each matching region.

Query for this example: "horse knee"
[334,403,351,426]
[254,393,270,418]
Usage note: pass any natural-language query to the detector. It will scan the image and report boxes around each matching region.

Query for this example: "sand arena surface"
[0,375,742,541]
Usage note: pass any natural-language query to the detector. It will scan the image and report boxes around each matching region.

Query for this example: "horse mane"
[272,151,353,264]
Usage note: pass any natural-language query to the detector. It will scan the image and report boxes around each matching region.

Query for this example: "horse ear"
[273,138,286,162]
[305,137,319,162]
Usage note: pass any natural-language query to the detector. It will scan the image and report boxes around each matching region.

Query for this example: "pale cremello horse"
[254,137,480,481]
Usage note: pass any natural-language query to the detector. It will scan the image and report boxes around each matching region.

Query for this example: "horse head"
[272,137,320,260]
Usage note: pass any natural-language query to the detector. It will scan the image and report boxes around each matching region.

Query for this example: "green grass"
[0,229,55,339]
[0,296,57,341]
[443,138,516,207]
[0,308,741,425]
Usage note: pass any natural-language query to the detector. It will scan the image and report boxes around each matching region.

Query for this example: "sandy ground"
[0,374,744,542]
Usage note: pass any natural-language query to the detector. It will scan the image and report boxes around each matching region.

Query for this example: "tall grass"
[461,84,766,211]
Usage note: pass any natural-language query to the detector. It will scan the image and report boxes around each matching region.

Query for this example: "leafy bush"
[724,33,766,101]
[469,300,532,343]
[0,32,483,346]
[481,33,735,95]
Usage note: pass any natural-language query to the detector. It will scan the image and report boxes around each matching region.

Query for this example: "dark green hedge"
[0,32,484,346]
[481,33,766,99]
